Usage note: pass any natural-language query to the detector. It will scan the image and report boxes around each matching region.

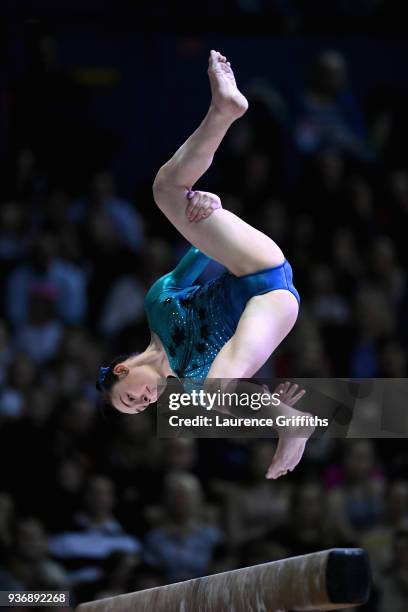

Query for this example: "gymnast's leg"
[152,50,284,277]
[204,294,313,479]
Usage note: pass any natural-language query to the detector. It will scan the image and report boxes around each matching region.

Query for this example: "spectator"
[309,263,350,326]
[346,175,378,246]
[352,287,395,376]
[52,395,98,461]
[45,457,90,532]
[276,480,337,555]
[144,471,223,583]
[378,528,408,612]
[362,480,408,576]
[327,441,385,543]
[293,50,372,160]
[0,354,36,420]
[5,518,68,590]
[46,327,103,400]
[0,201,29,265]
[48,476,141,591]
[162,438,198,473]
[368,235,406,309]
[98,274,145,338]
[6,232,87,326]
[13,291,63,364]
[69,172,145,254]
[222,441,291,552]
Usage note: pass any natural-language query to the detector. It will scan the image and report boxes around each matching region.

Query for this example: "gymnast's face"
[110,362,162,414]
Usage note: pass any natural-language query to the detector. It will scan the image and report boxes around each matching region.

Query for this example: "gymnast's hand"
[271,381,306,406]
[186,190,222,222]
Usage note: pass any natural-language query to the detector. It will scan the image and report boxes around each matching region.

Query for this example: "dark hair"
[95,354,133,394]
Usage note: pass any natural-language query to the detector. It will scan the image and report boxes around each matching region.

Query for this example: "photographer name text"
[167,414,329,428]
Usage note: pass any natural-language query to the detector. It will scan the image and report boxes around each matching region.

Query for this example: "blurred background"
[1,1,408,610]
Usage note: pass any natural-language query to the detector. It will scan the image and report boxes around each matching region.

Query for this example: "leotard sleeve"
[145,246,211,306]
[169,246,211,288]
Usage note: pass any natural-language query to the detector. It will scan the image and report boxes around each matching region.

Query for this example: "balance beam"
[77,548,371,612]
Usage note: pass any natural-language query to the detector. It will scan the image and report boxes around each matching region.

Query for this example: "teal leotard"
[144,247,300,380]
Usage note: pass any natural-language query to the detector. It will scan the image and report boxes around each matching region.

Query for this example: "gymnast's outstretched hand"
[272,381,306,406]
[186,190,223,222]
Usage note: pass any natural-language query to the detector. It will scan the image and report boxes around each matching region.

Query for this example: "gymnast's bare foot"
[266,431,313,480]
[208,50,248,120]
[264,382,314,480]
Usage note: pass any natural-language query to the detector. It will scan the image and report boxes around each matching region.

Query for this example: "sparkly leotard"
[144,247,300,380]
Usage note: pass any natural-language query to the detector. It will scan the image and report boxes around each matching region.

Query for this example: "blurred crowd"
[1,31,408,612]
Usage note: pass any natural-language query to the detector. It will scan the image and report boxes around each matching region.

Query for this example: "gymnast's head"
[96,352,162,414]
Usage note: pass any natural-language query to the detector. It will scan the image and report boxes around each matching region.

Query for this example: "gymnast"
[97,50,314,480]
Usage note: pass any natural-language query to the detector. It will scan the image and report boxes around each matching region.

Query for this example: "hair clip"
[98,366,110,387]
